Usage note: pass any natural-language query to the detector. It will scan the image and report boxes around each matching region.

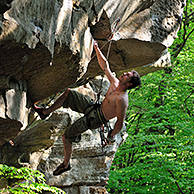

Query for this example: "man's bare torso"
[101,83,129,120]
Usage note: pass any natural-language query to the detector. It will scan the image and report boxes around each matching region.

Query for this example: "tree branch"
[173,27,194,58]
[167,169,185,194]
[173,0,194,58]
[183,90,194,117]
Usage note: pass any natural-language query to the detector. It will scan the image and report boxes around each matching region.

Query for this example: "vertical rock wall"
[0,79,28,145]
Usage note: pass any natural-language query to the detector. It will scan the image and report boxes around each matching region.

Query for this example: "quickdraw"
[99,122,113,152]
[96,104,113,151]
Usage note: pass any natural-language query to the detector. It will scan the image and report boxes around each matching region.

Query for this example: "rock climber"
[32,40,141,176]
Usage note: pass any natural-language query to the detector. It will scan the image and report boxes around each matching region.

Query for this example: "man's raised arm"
[93,40,116,84]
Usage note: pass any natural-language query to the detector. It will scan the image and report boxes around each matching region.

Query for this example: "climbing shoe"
[32,104,50,120]
[53,162,71,176]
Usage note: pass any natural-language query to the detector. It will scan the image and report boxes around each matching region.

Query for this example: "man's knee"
[64,130,81,143]
[64,88,71,97]
[64,115,88,143]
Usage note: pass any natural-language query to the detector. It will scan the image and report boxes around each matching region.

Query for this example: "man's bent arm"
[93,41,116,84]
[111,119,123,137]
[111,98,127,137]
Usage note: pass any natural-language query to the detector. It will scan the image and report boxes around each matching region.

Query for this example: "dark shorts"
[63,90,108,142]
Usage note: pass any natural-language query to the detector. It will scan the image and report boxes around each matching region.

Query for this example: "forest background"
[107,0,194,193]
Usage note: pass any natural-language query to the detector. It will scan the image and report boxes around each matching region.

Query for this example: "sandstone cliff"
[0,0,185,193]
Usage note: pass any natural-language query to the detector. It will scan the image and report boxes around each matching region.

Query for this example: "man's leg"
[53,115,90,175]
[53,134,72,176]
[43,88,70,115]
[32,88,70,120]
[33,88,92,120]
[62,134,72,168]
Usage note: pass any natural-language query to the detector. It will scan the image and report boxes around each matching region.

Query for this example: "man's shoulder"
[116,93,128,105]
[109,77,119,86]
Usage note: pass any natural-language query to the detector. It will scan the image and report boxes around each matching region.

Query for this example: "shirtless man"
[32,40,141,176]
[94,41,140,137]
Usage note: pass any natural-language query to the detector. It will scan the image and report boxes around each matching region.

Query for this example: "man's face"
[119,71,133,83]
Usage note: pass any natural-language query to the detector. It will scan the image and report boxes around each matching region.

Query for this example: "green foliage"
[0,164,65,194]
[170,0,194,59]
[107,1,194,193]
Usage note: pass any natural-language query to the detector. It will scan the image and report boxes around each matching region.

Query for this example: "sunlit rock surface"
[0,0,185,193]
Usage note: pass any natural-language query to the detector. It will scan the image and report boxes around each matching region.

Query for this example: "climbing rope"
[93,18,120,150]
[95,18,120,104]
[90,18,120,61]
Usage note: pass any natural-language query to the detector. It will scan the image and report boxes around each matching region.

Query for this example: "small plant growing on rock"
[0,164,65,194]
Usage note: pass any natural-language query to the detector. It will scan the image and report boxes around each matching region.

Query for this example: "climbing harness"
[97,111,113,150]
[96,105,109,148]
[97,103,115,151]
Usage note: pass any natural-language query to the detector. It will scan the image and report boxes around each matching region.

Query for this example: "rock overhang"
[0,0,185,148]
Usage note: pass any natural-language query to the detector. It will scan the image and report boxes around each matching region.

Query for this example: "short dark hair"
[127,70,141,89]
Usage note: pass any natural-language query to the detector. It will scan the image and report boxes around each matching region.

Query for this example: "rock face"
[0,0,185,193]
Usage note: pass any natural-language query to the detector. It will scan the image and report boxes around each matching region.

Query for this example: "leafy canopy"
[107,1,194,193]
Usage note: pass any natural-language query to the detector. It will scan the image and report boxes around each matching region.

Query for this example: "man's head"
[119,70,141,90]
[127,70,141,89]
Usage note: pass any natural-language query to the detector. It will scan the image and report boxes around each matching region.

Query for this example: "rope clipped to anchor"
[94,18,120,151]
[96,17,120,104]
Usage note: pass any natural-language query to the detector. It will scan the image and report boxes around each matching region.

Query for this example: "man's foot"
[32,104,50,120]
[53,162,71,176]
